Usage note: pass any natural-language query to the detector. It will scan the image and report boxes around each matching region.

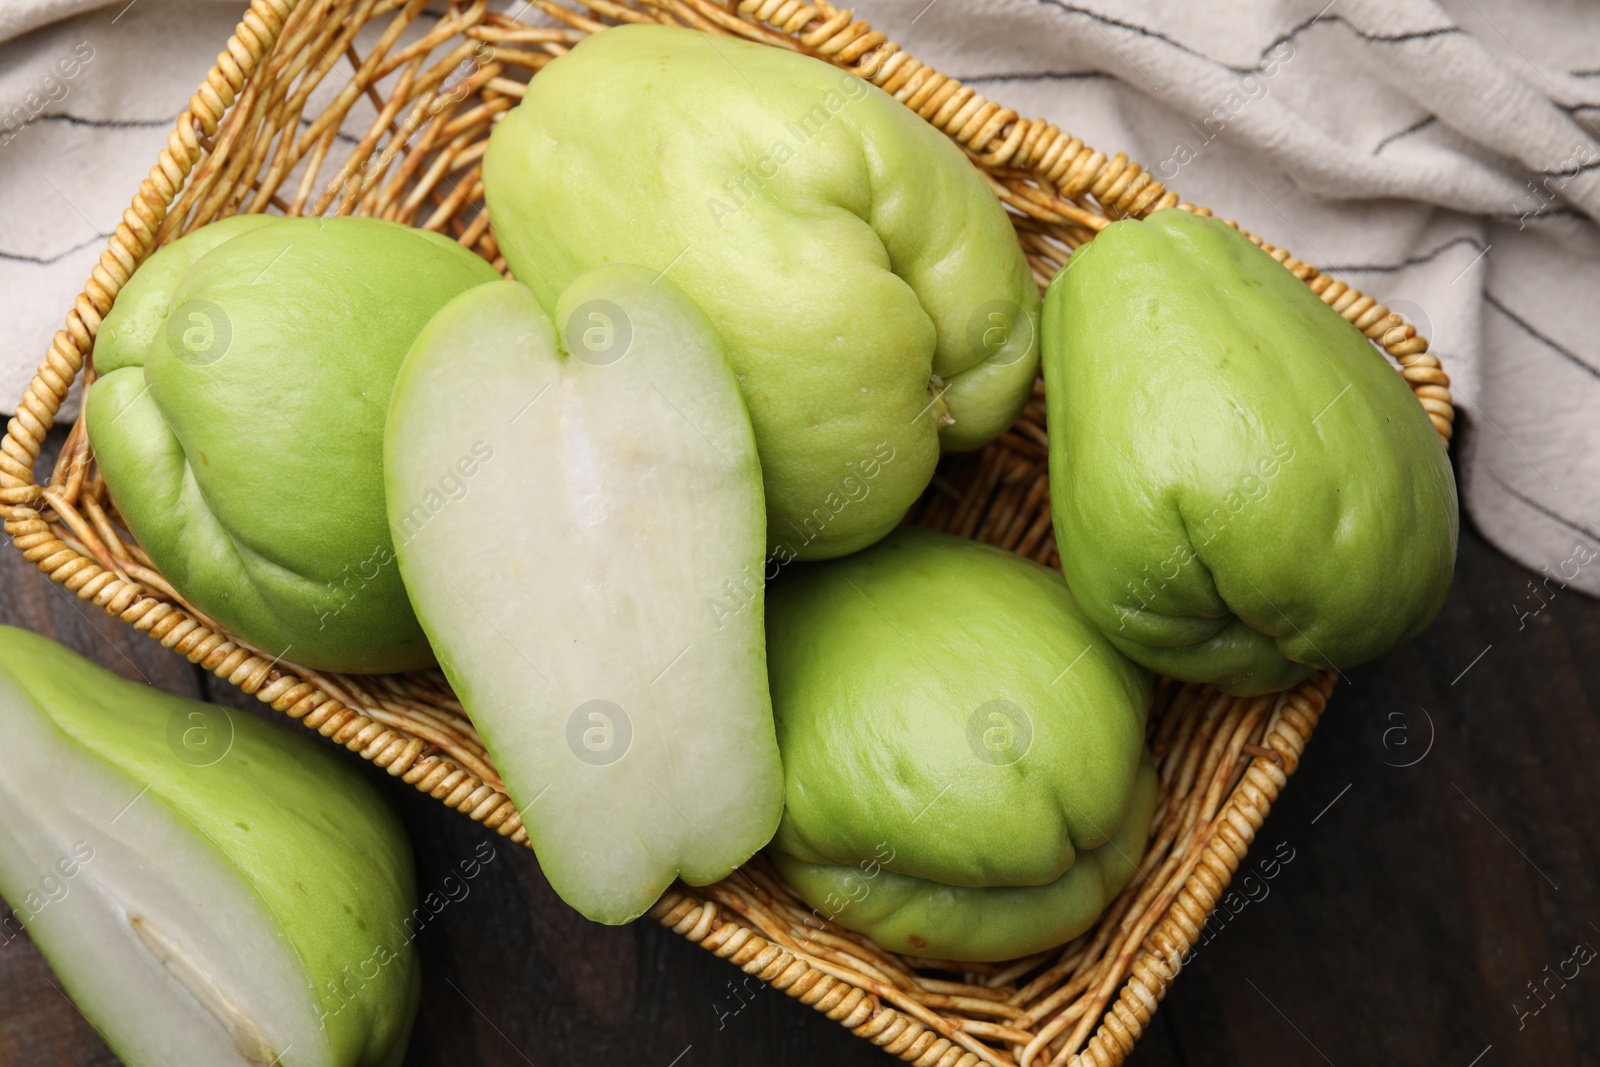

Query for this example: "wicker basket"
[0,1,1455,1064]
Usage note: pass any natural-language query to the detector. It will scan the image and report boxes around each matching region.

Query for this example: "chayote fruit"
[483,24,1040,561]
[1043,209,1458,696]
[87,216,502,673]
[765,527,1153,961]
[772,759,1154,963]
[0,625,419,1066]
[386,269,783,925]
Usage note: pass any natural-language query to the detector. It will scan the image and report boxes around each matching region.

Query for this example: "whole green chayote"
[1043,209,1458,696]
[87,216,502,673]
[483,24,1040,561]
[766,527,1154,962]
[0,625,419,1067]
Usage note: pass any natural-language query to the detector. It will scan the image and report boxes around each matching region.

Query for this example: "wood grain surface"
[1,426,1594,1066]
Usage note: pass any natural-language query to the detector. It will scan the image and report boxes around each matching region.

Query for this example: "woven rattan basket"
[0,1,1455,1063]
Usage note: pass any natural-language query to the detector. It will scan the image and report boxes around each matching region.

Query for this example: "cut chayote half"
[386,268,783,925]
[0,626,419,1066]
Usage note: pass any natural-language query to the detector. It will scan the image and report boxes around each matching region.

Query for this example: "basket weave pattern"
[0,2,1453,1064]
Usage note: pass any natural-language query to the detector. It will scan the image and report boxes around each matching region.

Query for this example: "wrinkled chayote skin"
[772,759,1154,962]
[1043,209,1458,696]
[483,24,1040,560]
[87,216,502,673]
[766,528,1154,961]
[0,626,419,1067]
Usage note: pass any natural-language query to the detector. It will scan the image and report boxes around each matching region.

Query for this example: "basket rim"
[0,1,1454,1065]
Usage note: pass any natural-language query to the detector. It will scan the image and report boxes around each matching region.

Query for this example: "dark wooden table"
[1,425,1595,1067]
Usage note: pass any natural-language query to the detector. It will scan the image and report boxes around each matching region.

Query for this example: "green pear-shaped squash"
[0,626,419,1066]
[1043,209,1458,695]
[86,216,502,673]
[482,24,1040,561]
[765,528,1154,962]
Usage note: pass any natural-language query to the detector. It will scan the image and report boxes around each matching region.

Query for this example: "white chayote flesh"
[386,268,783,925]
[0,673,315,1065]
